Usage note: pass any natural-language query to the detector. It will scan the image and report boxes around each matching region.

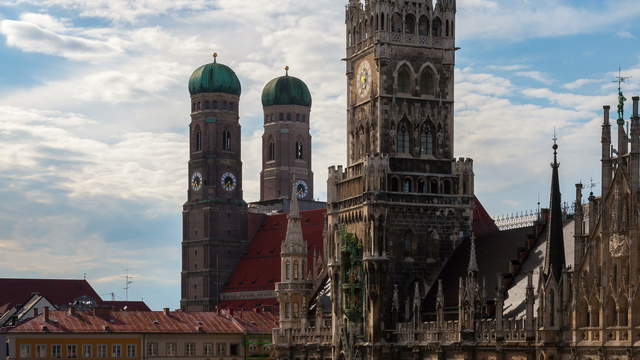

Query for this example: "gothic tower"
[260,68,314,203]
[181,54,248,312]
[275,183,313,330]
[326,0,474,358]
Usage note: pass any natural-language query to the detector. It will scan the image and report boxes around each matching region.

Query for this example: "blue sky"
[1,0,639,310]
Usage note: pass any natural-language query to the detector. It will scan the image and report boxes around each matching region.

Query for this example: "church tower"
[260,67,314,203]
[181,54,248,312]
[327,0,474,357]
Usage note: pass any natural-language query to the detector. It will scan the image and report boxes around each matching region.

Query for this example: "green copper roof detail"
[189,61,241,96]
[261,74,312,107]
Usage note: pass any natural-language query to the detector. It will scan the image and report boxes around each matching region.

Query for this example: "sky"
[1,0,640,310]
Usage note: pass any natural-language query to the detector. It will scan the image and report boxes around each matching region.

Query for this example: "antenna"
[123,266,134,301]
[101,292,116,301]
[613,65,632,92]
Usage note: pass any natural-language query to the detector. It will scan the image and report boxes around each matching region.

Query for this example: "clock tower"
[181,54,248,312]
[327,0,475,357]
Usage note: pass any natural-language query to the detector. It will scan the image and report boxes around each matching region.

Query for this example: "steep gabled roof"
[0,279,101,308]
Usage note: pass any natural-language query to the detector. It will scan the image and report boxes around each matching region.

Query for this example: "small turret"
[630,96,640,191]
[543,138,566,282]
[602,105,612,197]
[574,183,584,269]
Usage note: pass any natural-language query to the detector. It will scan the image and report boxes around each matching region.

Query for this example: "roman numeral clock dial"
[357,60,372,99]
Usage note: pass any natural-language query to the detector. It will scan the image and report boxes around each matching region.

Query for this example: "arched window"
[222,129,231,151]
[418,179,426,193]
[432,17,442,37]
[405,14,416,34]
[397,65,411,93]
[420,67,436,96]
[396,122,409,153]
[295,141,303,160]
[403,178,412,193]
[380,13,385,31]
[403,231,413,257]
[418,15,429,36]
[285,261,290,280]
[420,125,434,155]
[390,177,399,192]
[279,113,284,121]
[212,101,218,109]
[286,113,292,121]
[392,13,402,33]
[296,113,300,121]
[195,126,202,152]
[293,261,299,280]
[302,114,306,122]
[204,100,210,109]
[446,20,450,37]
[443,179,452,194]
[430,179,439,194]
[268,140,275,161]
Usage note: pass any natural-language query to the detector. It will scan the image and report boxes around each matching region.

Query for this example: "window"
[420,126,434,155]
[230,344,240,356]
[222,129,231,150]
[204,343,214,356]
[268,141,275,161]
[295,141,303,160]
[296,113,300,121]
[396,123,409,153]
[112,344,121,359]
[302,114,306,122]
[405,14,415,34]
[83,344,92,358]
[166,343,176,357]
[279,113,284,121]
[418,15,429,36]
[446,20,450,37]
[185,343,195,356]
[391,13,402,33]
[36,345,46,358]
[97,345,107,358]
[147,343,158,357]
[420,68,435,96]
[217,343,227,356]
[430,179,439,194]
[126,344,136,358]
[20,344,31,358]
[285,302,290,319]
[443,180,452,194]
[204,100,210,109]
[293,303,299,318]
[293,260,299,279]
[432,17,442,37]
[397,65,411,93]
[286,113,292,121]
[212,100,218,109]
[418,180,426,193]
[65,344,77,359]
[52,345,61,359]
[285,261,290,280]
[403,178,412,193]
[195,126,202,151]
[390,177,399,192]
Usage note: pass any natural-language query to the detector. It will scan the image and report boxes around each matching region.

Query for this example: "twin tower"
[181,55,316,311]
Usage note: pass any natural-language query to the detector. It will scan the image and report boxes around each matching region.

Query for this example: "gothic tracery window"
[403,178,412,193]
[195,126,202,152]
[432,17,442,37]
[418,15,429,36]
[396,122,409,153]
[420,125,434,155]
[405,14,416,34]
[392,13,402,33]
[420,67,436,96]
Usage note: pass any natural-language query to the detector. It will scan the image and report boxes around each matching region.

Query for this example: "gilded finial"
[213,52,218,64]
[552,128,559,167]
[284,65,289,76]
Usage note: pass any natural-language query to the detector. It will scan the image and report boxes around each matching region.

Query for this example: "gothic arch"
[396,117,411,154]
[194,125,202,152]
[418,15,429,36]
[395,62,414,94]
[418,63,438,96]
[392,12,403,33]
[222,128,231,151]
[405,14,416,34]
[402,177,413,193]
[432,16,442,37]
[267,136,275,161]
[420,120,435,156]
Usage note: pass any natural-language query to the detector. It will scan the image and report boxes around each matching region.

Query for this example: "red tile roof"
[217,298,278,312]
[0,279,101,308]
[223,209,325,294]
[102,301,151,312]
[472,197,499,237]
[8,310,276,334]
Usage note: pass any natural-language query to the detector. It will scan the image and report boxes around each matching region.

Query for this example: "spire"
[543,136,566,281]
[281,179,305,255]
[467,235,479,273]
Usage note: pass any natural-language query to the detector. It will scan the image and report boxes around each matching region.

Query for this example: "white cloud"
[515,71,553,85]
[617,30,636,39]
[486,64,529,71]
[564,78,601,90]
[0,19,121,61]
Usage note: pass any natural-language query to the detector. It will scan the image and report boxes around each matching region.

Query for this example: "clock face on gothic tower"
[220,172,237,192]
[357,60,372,99]
[191,171,203,191]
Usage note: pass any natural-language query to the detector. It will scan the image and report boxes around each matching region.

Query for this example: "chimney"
[163,308,170,315]
[44,306,50,322]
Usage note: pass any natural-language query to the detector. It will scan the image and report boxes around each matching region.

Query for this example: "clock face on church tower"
[294,179,309,199]
[191,171,203,191]
[357,60,372,99]
[220,172,237,192]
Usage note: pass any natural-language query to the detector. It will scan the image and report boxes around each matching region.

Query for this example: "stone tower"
[275,183,313,330]
[260,68,314,202]
[181,54,248,312]
[326,0,475,358]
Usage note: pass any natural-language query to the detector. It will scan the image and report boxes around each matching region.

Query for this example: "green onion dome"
[188,55,241,96]
[261,69,312,107]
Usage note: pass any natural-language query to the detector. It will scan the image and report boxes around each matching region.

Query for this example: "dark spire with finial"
[543,131,566,281]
